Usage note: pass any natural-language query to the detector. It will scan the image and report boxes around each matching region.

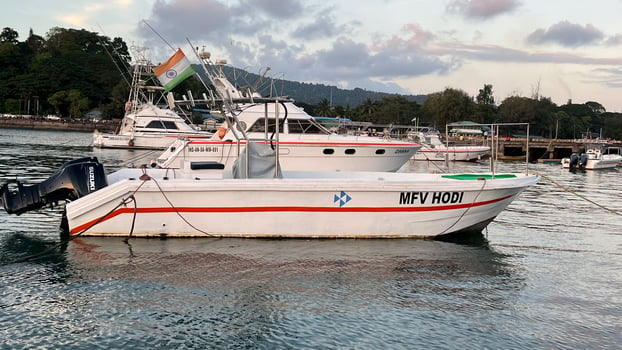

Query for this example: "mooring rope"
[439,178,488,235]
[533,171,622,217]
[148,176,217,237]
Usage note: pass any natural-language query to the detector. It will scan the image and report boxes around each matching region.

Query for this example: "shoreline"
[0,116,118,133]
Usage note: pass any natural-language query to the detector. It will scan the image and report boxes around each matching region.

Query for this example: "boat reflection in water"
[66,236,520,309]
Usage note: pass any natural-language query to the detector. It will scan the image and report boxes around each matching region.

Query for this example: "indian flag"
[153,49,195,91]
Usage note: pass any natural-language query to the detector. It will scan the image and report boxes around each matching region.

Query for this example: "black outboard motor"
[0,157,107,215]
[579,153,588,169]
[568,153,579,171]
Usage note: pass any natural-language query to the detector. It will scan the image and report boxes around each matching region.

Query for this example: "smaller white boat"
[93,103,213,150]
[93,46,213,150]
[409,130,490,162]
[561,143,622,170]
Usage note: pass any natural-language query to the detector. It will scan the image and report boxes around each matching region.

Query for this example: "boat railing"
[446,122,532,176]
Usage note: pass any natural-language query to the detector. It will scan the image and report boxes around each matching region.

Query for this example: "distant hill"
[195,65,427,107]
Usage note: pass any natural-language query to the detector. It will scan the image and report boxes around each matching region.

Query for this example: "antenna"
[142,20,175,52]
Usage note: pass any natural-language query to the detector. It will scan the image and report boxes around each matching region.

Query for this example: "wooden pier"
[457,137,622,161]
[0,116,119,133]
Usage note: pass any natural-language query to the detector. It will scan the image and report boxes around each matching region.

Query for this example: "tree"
[66,89,89,117]
[315,98,333,116]
[48,90,67,116]
[585,101,605,114]
[602,112,622,139]
[359,97,376,121]
[373,95,418,125]
[0,27,19,44]
[419,88,474,128]
[476,84,495,105]
[498,96,536,124]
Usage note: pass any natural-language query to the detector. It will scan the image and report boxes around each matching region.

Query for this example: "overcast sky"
[4,0,622,111]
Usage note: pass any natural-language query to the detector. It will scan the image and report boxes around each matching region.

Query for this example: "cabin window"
[288,119,325,134]
[145,120,179,130]
[162,121,178,130]
[345,149,356,155]
[323,149,335,155]
[375,149,386,155]
[248,118,281,133]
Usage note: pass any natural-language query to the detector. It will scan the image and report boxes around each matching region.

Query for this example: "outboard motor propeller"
[0,157,107,215]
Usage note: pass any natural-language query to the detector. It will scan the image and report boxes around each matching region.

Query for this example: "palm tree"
[316,98,332,116]
[360,97,376,120]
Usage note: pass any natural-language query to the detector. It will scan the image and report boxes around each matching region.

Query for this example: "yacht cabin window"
[144,120,179,130]
[248,118,281,133]
[247,118,327,134]
[288,118,326,134]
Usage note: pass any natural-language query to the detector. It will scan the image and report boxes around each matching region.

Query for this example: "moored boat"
[156,101,420,172]
[154,46,420,172]
[409,130,490,162]
[0,153,539,238]
[93,46,213,150]
[93,103,213,149]
[561,142,622,170]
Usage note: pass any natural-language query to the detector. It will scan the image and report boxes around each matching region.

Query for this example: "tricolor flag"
[153,48,195,91]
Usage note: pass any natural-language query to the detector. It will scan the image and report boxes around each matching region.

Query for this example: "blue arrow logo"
[333,191,352,207]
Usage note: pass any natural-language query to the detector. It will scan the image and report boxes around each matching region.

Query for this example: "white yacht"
[93,47,212,150]
[155,47,421,172]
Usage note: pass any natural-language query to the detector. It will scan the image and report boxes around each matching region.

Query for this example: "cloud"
[57,4,105,28]
[590,67,622,88]
[114,0,133,7]
[605,34,622,46]
[138,0,232,57]
[527,21,604,47]
[140,0,311,59]
[433,41,622,66]
[446,0,521,19]
[290,7,350,40]
[135,0,622,98]
[237,0,304,19]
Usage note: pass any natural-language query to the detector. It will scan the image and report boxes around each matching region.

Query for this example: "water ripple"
[2,130,622,348]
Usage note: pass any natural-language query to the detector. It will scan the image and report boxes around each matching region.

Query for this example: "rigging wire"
[142,20,175,52]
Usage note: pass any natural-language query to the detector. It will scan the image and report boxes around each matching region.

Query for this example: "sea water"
[1,128,621,349]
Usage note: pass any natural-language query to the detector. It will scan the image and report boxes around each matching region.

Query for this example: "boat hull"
[93,132,213,150]
[159,139,420,172]
[561,155,622,169]
[65,170,538,238]
[412,147,491,161]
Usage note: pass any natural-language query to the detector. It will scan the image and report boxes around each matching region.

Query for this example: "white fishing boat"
[0,152,538,238]
[561,143,622,170]
[409,130,490,162]
[93,46,213,150]
[154,48,420,172]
